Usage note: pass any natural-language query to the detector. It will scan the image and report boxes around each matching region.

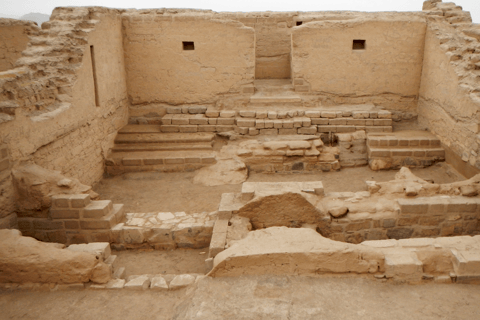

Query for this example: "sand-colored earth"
[1,276,479,320]
[94,163,463,213]
[114,248,207,277]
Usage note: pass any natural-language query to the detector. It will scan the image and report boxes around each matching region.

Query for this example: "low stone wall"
[111,211,215,250]
[18,194,125,244]
[160,108,393,136]
[209,227,480,284]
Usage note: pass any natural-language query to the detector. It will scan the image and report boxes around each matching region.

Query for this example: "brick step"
[107,150,216,165]
[367,131,441,148]
[114,131,215,144]
[79,203,125,231]
[367,147,445,159]
[83,200,114,219]
[111,142,213,153]
[118,124,162,134]
[254,79,293,92]
[249,95,303,105]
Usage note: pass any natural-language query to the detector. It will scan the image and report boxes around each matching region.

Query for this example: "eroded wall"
[418,2,480,177]
[123,12,255,105]
[0,8,129,231]
[291,15,426,111]
[0,19,37,72]
[32,9,129,183]
[246,14,293,79]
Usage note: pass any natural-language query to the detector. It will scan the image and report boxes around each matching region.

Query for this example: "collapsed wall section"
[0,8,129,232]
[291,15,426,112]
[0,7,128,186]
[0,19,38,72]
[123,12,255,106]
[418,1,480,177]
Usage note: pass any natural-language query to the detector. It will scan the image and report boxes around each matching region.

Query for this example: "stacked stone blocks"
[111,211,215,250]
[17,194,124,244]
[367,133,445,169]
[161,108,393,135]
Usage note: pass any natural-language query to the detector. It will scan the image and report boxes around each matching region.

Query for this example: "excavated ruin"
[1,1,480,302]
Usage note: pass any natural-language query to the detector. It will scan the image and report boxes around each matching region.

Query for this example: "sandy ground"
[94,162,464,213]
[1,276,479,320]
[114,248,208,276]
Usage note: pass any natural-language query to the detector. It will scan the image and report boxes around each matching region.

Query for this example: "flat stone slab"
[150,276,169,290]
[169,274,196,290]
[124,275,150,290]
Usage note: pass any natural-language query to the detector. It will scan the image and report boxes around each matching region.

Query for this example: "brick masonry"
[17,194,125,244]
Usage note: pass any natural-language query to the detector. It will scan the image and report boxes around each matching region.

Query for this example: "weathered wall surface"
[0,7,129,232]
[238,14,293,79]
[291,15,426,111]
[123,13,255,105]
[0,144,16,229]
[0,20,38,72]
[32,9,129,184]
[418,2,480,177]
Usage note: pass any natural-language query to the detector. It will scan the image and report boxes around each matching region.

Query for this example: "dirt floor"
[94,162,464,213]
[1,276,479,320]
[114,248,208,276]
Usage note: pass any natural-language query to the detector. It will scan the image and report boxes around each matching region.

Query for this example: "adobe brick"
[51,209,81,219]
[70,194,91,208]
[143,158,164,165]
[64,220,80,230]
[33,219,64,230]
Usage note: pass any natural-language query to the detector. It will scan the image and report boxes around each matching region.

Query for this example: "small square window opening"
[296,21,303,26]
[183,41,195,50]
[353,39,366,50]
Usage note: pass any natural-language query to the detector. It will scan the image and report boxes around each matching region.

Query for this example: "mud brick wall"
[418,2,480,177]
[0,144,16,229]
[319,196,480,244]
[122,11,255,105]
[0,19,38,72]
[0,8,129,186]
[291,14,426,112]
[234,13,294,79]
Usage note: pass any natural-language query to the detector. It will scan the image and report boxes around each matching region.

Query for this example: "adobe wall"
[0,143,16,229]
[291,14,426,111]
[232,13,294,79]
[0,7,129,230]
[418,1,480,177]
[122,11,255,106]
[0,19,38,72]
[32,9,129,184]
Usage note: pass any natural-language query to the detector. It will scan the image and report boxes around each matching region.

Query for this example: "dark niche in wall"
[352,39,366,50]
[183,41,195,50]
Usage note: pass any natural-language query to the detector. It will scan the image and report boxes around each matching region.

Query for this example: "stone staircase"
[367,130,445,170]
[248,79,303,108]
[105,124,217,175]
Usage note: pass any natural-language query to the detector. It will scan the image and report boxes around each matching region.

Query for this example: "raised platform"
[106,128,217,175]
[367,130,445,170]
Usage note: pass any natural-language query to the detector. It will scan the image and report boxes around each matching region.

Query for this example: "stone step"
[107,151,216,166]
[79,203,125,231]
[114,131,215,144]
[253,79,295,93]
[111,142,213,153]
[249,94,303,105]
[367,147,445,159]
[367,131,442,148]
[105,150,217,175]
[83,200,114,219]
[118,124,162,134]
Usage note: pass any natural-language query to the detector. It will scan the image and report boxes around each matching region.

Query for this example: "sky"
[2,0,479,22]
